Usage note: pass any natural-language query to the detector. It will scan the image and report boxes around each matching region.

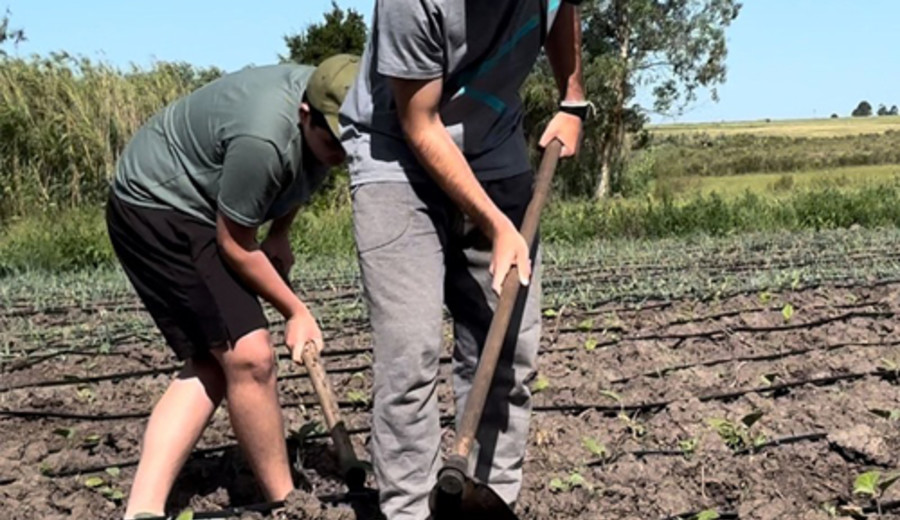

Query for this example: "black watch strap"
[559,101,591,121]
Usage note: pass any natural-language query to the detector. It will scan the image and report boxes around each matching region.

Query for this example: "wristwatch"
[559,100,592,121]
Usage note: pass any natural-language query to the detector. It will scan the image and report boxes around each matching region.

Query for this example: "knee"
[223,332,277,384]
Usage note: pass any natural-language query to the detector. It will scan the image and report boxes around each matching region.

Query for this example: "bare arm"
[216,213,308,319]
[390,77,532,292]
[266,206,300,239]
[540,2,587,157]
[546,2,585,103]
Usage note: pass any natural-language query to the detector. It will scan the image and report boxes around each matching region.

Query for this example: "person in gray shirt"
[339,1,587,518]
[107,54,359,519]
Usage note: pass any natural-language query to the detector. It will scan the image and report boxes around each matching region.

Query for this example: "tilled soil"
[2,278,899,519]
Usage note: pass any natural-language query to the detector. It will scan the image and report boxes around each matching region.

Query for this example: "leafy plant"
[781,303,794,322]
[577,318,595,332]
[678,437,699,458]
[618,413,646,439]
[582,437,607,459]
[854,470,900,497]
[549,471,591,493]
[694,511,720,520]
[706,410,766,451]
[346,390,369,407]
[531,374,550,393]
[584,337,599,351]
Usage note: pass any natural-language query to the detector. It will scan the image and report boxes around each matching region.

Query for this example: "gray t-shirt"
[339,0,562,185]
[113,64,328,227]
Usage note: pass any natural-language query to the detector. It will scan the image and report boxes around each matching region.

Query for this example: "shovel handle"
[452,140,562,460]
[301,343,366,490]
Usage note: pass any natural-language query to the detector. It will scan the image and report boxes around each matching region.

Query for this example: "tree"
[890,105,899,116]
[582,0,742,199]
[852,101,872,117]
[0,8,26,57]
[282,1,367,66]
[877,104,889,116]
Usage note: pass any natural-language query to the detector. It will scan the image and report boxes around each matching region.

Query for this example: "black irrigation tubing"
[0,336,615,393]
[0,409,150,421]
[42,416,456,479]
[731,431,828,456]
[0,476,16,486]
[582,432,830,467]
[628,310,894,341]
[609,339,900,386]
[535,368,897,418]
[662,299,886,327]
[0,366,175,393]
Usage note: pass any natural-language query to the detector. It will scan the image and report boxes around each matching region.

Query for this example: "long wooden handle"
[301,344,362,485]
[452,140,562,460]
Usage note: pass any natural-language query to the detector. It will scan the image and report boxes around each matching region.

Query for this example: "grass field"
[650,115,900,138]
[666,164,900,200]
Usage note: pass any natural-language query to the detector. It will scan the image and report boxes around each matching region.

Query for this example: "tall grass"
[0,54,221,219]
[7,181,900,275]
[648,131,900,179]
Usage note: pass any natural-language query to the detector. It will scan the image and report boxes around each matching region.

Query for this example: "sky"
[3,0,897,124]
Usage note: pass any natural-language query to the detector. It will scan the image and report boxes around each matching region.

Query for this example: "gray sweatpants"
[351,176,542,520]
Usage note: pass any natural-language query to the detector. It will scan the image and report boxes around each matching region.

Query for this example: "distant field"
[650,115,900,138]
[665,164,900,200]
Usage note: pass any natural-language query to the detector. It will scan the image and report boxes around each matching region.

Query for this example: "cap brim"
[325,113,341,142]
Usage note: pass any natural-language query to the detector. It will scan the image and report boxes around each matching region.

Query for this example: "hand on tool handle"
[488,219,532,297]
[269,255,324,366]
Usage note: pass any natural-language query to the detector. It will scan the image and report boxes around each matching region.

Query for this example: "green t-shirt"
[113,64,328,227]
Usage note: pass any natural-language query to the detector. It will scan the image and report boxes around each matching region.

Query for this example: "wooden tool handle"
[301,343,363,487]
[452,140,562,459]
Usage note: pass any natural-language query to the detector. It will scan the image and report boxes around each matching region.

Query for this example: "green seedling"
[84,476,105,488]
[600,389,622,403]
[175,509,194,520]
[880,358,899,376]
[53,427,75,439]
[706,410,766,452]
[76,386,95,403]
[694,511,720,520]
[618,412,646,439]
[821,502,838,517]
[582,437,607,459]
[577,318,595,332]
[869,408,900,421]
[791,270,802,290]
[291,421,325,444]
[346,390,369,407]
[759,373,778,386]
[758,291,772,304]
[531,374,550,393]
[678,437,699,458]
[853,470,900,498]
[584,337,599,351]
[82,434,102,449]
[98,485,125,501]
[105,466,120,478]
[549,471,591,493]
[781,303,794,323]
[543,308,559,318]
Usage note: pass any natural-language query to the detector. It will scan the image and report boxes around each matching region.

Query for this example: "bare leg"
[211,329,294,502]
[124,356,225,519]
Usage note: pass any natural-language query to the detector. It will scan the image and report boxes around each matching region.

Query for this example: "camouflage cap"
[305,54,361,140]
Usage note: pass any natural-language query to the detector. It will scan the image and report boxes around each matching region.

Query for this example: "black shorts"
[105,191,267,360]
